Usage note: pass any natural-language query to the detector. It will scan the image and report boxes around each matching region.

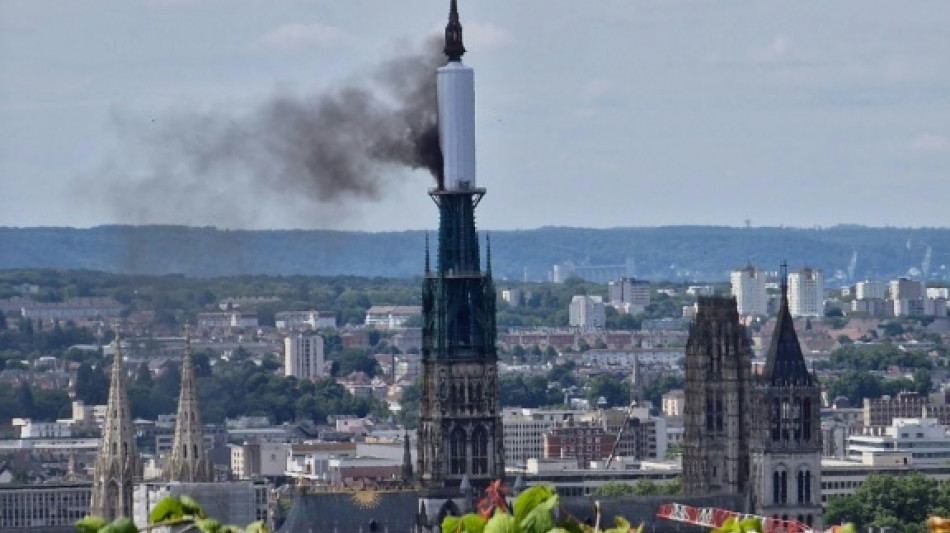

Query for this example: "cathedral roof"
[763,270,814,387]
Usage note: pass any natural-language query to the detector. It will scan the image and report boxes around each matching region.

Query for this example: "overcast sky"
[1,0,949,231]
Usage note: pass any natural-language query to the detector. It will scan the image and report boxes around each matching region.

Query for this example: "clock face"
[351,490,381,509]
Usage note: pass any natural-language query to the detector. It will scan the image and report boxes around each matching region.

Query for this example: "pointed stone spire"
[444,0,466,62]
[402,430,414,484]
[764,262,813,386]
[90,325,141,520]
[165,325,213,482]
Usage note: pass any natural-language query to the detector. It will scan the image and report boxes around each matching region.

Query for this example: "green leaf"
[738,517,762,533]
[462,513,488,533]
[513,486,555,525]
[557,515,593,533]
[180,495,207,519]
[196,518,223,533]
[75,515,107,533]
[613,517,632,532]
[443,516,462,533]
[148,496,184,524]
[519,492,558,533]
[245,520,270,533]
[100,518,138,533]
[712,517,738,533]
[485,513,519,533]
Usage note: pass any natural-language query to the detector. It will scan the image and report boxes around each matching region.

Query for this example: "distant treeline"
[2,225,949,282]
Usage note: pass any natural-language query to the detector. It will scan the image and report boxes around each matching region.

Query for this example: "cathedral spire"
[90,324,141,520]
[444,0,466,62]
[402,430,414,484]
[165,325,213,482]
[763,262,813,386]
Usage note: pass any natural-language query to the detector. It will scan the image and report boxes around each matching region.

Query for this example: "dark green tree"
[15,382,35,416]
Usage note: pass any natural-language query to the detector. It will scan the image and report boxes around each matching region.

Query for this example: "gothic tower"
[682,296,751,497]
[90,329,141,520]
[417,0,504,490]
[165,327,213,482]
[749,265,823,528]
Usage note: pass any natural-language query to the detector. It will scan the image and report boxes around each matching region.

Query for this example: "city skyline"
[2,1,949,231]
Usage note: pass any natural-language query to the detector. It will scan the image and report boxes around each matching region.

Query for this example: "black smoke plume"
[83,38,444,228]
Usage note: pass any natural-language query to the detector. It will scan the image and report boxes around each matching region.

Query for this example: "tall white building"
[788,267,824,317]
[730,265,768,316]
[284,334,325,379]
[569,295,605,329]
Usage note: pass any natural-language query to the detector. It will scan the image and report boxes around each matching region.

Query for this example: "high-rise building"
[682,296,751,497]
[417,0,504,490]
[284,334,325,379]
[788,267,824,318]
[749,267,823,528]
[730,265,768,316]
[569,295,606,329]
[164,329,213,482]
[855,280,886,300]
[608,277,651,314]
[891,278,926,317]
[90,330,141,521]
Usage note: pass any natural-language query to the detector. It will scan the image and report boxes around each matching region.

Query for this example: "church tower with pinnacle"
[90,329,141,520]
[682,296,751,498]
[417,0,504,490]
[165,326,213,482]
[749,263,823,528]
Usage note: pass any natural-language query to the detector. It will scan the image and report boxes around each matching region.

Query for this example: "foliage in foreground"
[76,495,268,533]
[443,483,642,533]
[825,472,950,533]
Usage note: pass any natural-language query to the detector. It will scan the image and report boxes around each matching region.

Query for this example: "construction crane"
[656,503,814,533]
[603,404,637,469]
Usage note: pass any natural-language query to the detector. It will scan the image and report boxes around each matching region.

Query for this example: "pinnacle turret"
[444,0,465,62]
[165,326,213,482]
[90,326,141,520]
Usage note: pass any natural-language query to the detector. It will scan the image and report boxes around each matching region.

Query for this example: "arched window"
[182,444,188,458]
[797,470,805,503]
[773,467,788,504]
[791,399,803,441]
[804,470,812,503]
[771,399,781,441]
[450,428,466,475]
[772,471,780,504]
[472,426,489,475]
[781,470,788,503]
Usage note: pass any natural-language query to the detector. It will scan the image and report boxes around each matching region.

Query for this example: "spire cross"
[444,0,466,61]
